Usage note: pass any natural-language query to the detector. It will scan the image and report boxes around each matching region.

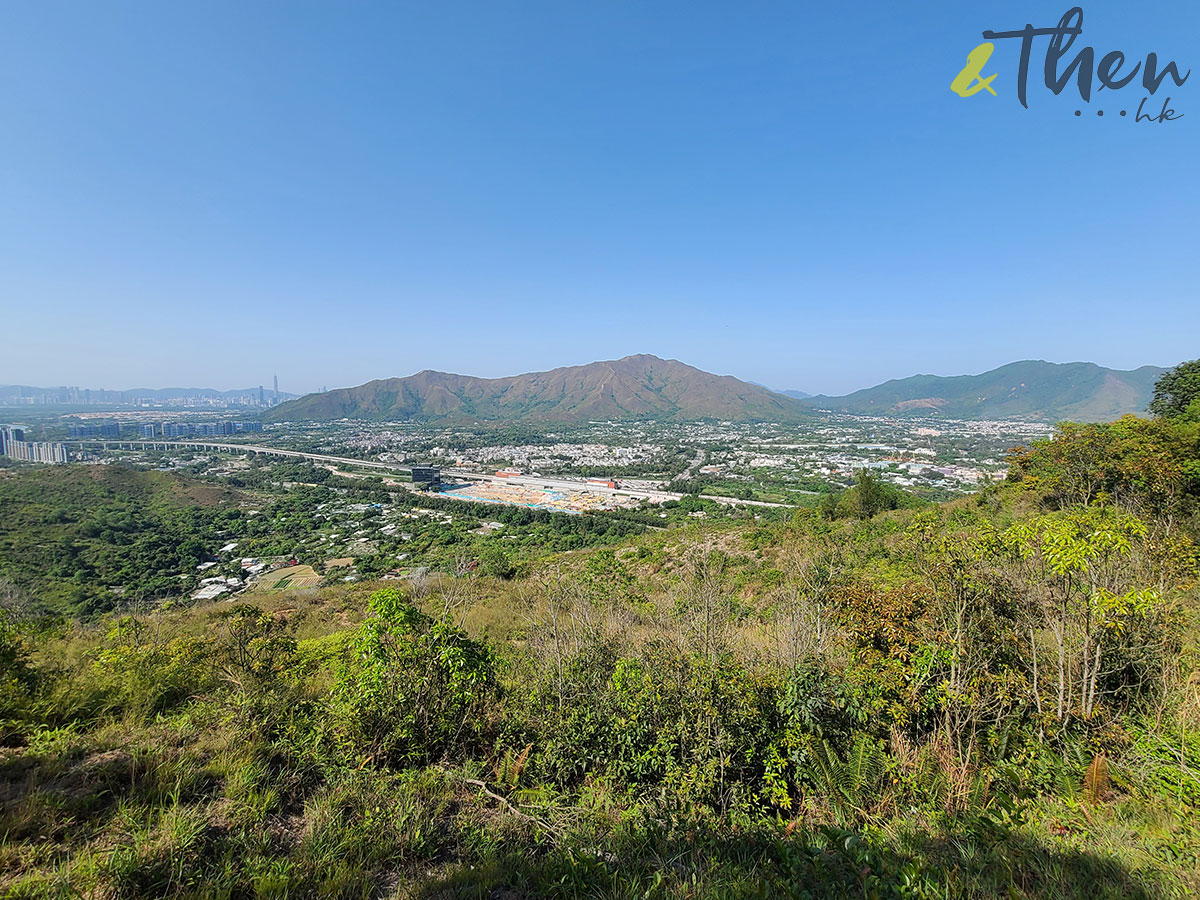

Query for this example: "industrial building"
[410,466,441,490]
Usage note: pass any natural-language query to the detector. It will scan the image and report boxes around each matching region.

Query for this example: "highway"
[77,439,408,471]
[75,440,791,509]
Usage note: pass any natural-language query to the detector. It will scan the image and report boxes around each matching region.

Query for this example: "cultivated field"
[251,564,322,590]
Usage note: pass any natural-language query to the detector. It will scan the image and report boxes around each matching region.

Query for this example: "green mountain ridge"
[264,354,812,424]
[805,360,1167,422]
[266,357,1170,425]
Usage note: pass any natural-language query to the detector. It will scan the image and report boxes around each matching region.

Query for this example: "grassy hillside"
[807,361,1165,422]
[3,415,1200,898]
[264,355,812,424]
[0,466,245,616]
[0,460,671,618]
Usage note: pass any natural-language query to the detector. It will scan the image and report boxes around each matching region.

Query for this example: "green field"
[252,564,322,591]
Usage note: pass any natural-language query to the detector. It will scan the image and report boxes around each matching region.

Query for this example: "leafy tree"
[1009,416,1200,515]
[1002,506,1162,721]
[213,604,298,695]
[477,544,516,580]
[1150,358,1200,420]
[853,469,888,519]
[578,547,643,612]
[833,581,930,728]
[907,517,1023,761]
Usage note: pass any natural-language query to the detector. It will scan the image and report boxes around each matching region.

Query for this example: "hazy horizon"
[0,351,1181,401]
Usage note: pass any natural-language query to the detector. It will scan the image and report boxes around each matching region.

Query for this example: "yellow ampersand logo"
[950,42,998,97]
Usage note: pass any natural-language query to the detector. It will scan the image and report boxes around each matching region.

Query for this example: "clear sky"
[1,1,1196,396]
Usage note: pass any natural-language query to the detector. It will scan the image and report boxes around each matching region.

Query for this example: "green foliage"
[0,466,245,615]
[0,610,38,741]
[854,468,889,519]
[477,544,517,579]
[1123,720,1200,806]
[332,588,495,766]
[1001,506,1172,720]
[794,731,889,821]
[3,411,1200,898]
[89,617,218,721]
[1008,417,1200,514]
[1150,358,1200,420]
[819,469,923,520]
[521,639,780,816]
[213,604,299,694]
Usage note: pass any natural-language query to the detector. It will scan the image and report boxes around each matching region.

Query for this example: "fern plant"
[797,732,888,823]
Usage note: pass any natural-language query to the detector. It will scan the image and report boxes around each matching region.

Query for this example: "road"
[76,440,791,509]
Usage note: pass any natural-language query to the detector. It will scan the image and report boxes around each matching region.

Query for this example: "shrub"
[89,616,217,721]
[527,640,781,816]
[332,588,495,766]
[0,610,38,742]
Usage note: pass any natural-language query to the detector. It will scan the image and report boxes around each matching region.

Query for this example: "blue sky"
[1,1,1195,395]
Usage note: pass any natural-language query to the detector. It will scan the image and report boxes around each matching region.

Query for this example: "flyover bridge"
[74,440,413,474]
[73,441,791,509]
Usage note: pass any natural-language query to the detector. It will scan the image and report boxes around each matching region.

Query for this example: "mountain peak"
[266,356,809,424]
[806,360,1166,422]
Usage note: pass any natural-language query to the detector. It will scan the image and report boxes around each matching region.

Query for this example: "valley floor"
[3,412,1200,898]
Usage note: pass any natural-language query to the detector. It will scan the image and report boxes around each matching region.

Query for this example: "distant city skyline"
[0,382,295,412]
[2,1,1196,396]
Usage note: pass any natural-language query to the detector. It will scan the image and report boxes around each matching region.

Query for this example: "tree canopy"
[1149,358,1200,420]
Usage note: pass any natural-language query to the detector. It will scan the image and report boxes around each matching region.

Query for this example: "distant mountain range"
[262,357,1168,426]
[747,382,811,400]
[0,384,297,406]
[803,361,1166,422]
[264,355,812,424]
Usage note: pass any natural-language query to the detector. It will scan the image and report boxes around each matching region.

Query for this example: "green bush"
[332,588,495,766]
[88,617,218,721]
[523,640,780,816]
[0,610,38,742]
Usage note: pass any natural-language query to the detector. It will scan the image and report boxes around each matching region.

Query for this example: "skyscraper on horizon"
[273,374,278,396]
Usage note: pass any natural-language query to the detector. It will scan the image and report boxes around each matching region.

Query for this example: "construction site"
[438,479,642,514]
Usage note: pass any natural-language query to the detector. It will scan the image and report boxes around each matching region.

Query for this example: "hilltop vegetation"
[2,361,1199,899]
